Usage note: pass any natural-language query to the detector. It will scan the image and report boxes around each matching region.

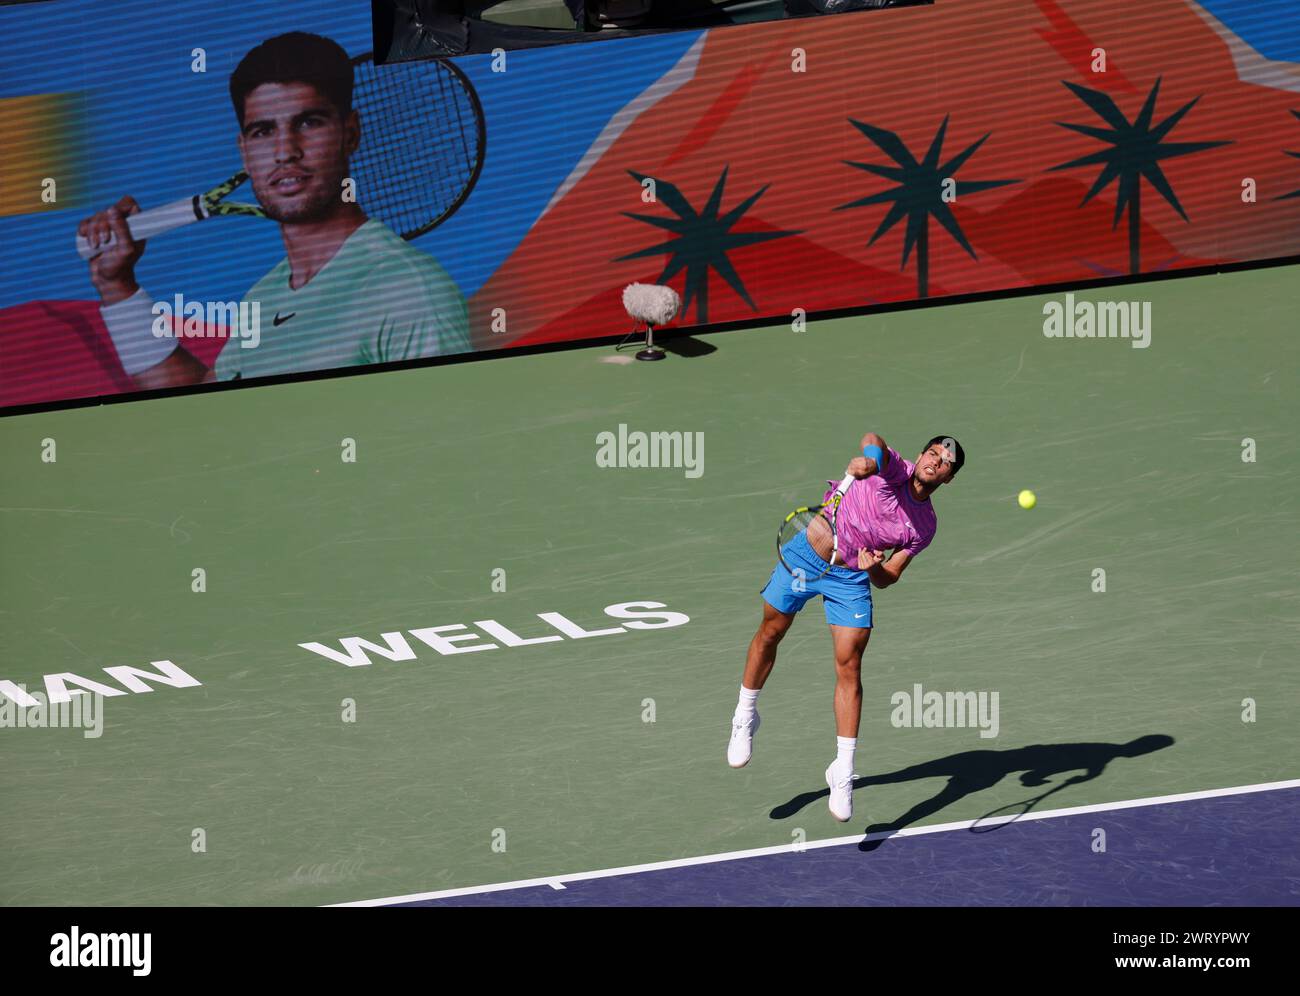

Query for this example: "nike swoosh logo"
[854,613,868,619]
[273,312,296,326]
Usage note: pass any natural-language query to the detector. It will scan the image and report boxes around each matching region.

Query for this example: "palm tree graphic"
[617,167,801,324]
[1051,78,1231,275]
[836,116,1017,299]
[1279,109,1300,201]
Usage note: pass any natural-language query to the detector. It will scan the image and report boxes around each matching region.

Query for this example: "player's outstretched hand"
[77,195,144,304]
[857,548,886,570]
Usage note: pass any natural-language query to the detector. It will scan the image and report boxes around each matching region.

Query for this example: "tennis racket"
[75,52,485,260]
[777,473,856,579]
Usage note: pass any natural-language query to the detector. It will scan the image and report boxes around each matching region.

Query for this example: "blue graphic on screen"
[1197,0,1300,62]
[0,0,699,311]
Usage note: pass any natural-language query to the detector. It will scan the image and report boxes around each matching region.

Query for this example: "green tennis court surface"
[2,265,1296,905]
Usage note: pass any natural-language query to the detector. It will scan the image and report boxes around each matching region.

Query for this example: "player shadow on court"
[768,735,1175,852]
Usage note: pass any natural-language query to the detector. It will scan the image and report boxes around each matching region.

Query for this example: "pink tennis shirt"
[821,446,938,572]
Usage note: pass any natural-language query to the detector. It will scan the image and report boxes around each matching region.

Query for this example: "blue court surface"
[347,782,1300,906]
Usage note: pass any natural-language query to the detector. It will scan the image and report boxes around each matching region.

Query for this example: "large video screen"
[2,0,1298,408]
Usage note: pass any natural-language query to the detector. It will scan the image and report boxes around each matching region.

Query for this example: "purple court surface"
[384,785,1300,907]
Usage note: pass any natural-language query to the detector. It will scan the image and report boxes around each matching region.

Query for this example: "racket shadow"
[966,777,1081,835]
[766,735,1175,853]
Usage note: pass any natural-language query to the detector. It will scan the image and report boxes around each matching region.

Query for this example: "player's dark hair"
[230,32,353,129]
[926,435,966,477]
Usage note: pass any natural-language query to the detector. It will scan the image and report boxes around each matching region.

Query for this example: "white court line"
[330,778,1300,907]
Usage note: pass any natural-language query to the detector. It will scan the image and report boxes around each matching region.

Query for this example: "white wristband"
[100,288,176,376]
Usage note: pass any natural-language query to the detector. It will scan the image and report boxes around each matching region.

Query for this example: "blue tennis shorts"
[760,529,873,628]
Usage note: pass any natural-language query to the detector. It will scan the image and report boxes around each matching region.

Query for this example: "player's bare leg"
[742,600,796,690]
[728,601,796,768]
[825,624,871,821]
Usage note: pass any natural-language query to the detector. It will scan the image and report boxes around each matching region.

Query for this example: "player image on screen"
[728,433,965,822]
[75,32,472,388]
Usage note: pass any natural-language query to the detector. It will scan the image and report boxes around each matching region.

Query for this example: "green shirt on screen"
[214,219,470,381]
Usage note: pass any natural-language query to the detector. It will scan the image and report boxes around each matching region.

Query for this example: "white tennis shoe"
[727,711,760,768]
[826,763,857,822]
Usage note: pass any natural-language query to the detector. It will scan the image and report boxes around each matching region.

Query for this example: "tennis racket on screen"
[75,53,485,260]
[777,473,857,579]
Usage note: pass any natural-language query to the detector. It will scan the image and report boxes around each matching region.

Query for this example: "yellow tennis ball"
[1018,489,1037,510]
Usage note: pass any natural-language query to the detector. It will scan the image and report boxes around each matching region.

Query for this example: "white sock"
[735,685,760,720]
[835,736,857,774]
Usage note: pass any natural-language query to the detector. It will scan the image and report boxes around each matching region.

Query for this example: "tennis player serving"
[76,32,471,387]
[728,433,965,822]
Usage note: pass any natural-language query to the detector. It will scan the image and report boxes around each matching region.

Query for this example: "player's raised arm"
[78,196,212,388]
[846,432,889,479]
